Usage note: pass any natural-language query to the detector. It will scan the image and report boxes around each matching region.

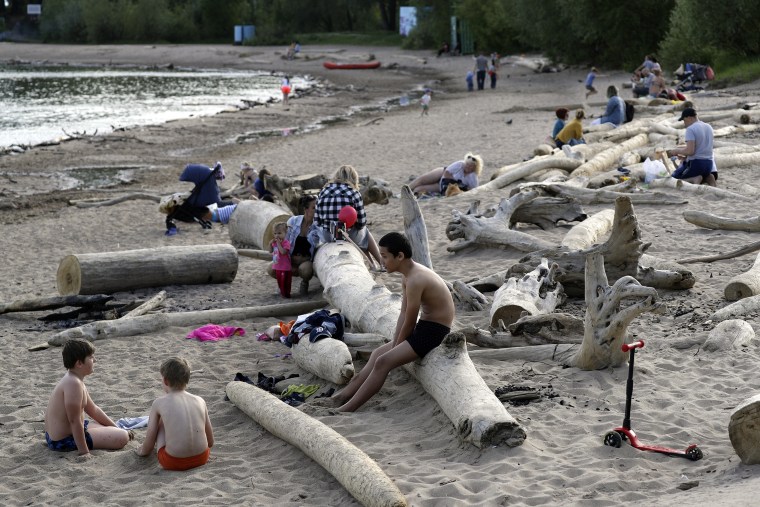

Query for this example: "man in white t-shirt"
[667,108,716,186]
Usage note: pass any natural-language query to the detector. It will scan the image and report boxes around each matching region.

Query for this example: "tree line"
[2,0,759,71]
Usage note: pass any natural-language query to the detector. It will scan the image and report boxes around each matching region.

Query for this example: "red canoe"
[323,61,381,70]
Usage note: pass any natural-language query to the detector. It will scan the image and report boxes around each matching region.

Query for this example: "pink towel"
[186,324,246,342]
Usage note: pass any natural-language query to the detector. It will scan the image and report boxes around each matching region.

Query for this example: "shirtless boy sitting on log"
[44,339,132,458]
[334,232,455,412]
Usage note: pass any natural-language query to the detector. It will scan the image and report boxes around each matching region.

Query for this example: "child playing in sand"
[270,221,292,298]
[420,89,431,117]
[136,357,214,471]
[44,339,132,458]
[585,67,600,98]
[331,232,455,412]
[465,71,474,92]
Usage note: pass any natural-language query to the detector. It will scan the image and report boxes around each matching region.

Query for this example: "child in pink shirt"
[270,222,292,298]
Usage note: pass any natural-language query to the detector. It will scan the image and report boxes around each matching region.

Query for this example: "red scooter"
[603,340,703,461]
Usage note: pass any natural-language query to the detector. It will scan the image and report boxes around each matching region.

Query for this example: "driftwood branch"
[0,294,113,315]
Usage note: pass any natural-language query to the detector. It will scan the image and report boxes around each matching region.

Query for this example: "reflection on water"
[0,65,307,149]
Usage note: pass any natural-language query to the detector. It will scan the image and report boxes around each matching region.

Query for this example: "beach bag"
[642,158,668,183]
[624,102,635,123]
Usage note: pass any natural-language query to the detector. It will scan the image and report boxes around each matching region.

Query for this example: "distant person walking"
[420,89,431,117]
[474,53,489,91]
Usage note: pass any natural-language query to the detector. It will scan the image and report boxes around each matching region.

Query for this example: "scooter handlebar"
[622,340,645,352]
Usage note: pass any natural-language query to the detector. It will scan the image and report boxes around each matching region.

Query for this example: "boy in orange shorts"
[136,357,214,471]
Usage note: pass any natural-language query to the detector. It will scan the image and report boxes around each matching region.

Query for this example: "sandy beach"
[2,42,760,506]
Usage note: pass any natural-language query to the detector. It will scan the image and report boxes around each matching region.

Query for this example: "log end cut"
[490,305,530,329]
[725,282,760,302]
[729,394,760,464]
[461,417,528,448]
[56,255,82,295]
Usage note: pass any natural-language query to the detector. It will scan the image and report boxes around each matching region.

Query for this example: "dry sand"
[2,43,760,506]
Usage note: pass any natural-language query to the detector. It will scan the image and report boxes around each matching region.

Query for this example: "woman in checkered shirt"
[311,165,383,267]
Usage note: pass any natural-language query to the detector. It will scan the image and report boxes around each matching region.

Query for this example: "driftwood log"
[725,252,760,301]
[47,299,327,346]
[561,209,614,250]
[510,197,587,230]
[292,337,355,385]
[228,200,292,249]
[71,193,161,208]
[648,177,752,201]
[570,133,649,179]
[489,259,565,328]
[446,191,555,253]
[400,185,432,268]
[56,244,238,295]
[708,295,760,323]
[237,249,273,261]
[516,182,687,205]
[571,252,663,369]
[702,319,755,352]
[729,394,760,465]
[225,382,407,507]
[0,294,113,315]
[683,210,760,232]
[122,290,166,318]
[681,240,760,264]
[477,156,582,193]
[313,242,526,448]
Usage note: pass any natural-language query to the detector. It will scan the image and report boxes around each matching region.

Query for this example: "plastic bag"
[642,157,668,183]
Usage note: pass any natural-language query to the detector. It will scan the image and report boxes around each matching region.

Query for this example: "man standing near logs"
[667,107,717,186]
[332,232,455,412]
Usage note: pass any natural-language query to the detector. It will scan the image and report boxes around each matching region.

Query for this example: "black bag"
[624,102,635,123]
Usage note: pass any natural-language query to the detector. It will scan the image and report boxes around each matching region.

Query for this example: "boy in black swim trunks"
[335,232,455,412]
[44,339,131,458]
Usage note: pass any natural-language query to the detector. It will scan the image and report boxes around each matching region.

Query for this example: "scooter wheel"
[604,431,623,448]
[685,445,703,461]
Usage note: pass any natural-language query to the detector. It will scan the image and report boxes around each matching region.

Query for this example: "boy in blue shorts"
[44,339,131,458]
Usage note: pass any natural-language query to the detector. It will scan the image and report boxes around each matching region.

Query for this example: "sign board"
[399,6,417,37]
[28,4,42,15]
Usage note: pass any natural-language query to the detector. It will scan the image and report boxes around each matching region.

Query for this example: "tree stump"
[489,258,565,328]
[725,252,760,301]
[56,244,238,295]
[570,252,663,370]
[729,394,760,465]
[228,200,292,249]
[703,319,755,352]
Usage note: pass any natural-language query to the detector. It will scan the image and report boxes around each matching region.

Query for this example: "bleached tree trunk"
[561,209,615,250]
[228,200,292,249]
[517,182,687,205]
[570,252,663,370]
[473,157,583,193]
[225,382,408,507]
[510,197,587,230]
[56,244,238,295]
[713,124,760,138]
[47,299,327,346]
[446,191,555,253]
[489,259,565,328]
[400,185,432,268]
[648,177,752,201]
[292,337,355,385]
[703,319,755,352]
[708,295,760,323]
[122,290,166,318]
[570,133,649,179]
[729,394,760,465]
[682,240,760,264]
[683,211,760,231]
[725,252,760,301]
[313,242,526,448]
[237,249,273,260]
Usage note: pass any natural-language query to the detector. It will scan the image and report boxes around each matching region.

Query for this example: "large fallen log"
[47,299,327,346]
[729,394,760,465]
[516,182,687,205]
[510,197,587,230]
[561,209,614,250]
[292,337,355,385]
[446,191,555,253]
[474,156,582,193]
[228,200,292,249]
[703,319,755,352]
[648,177,752,201]
[0,294,113,315]
[56,244,238,295]
[683,211,760,232]
[225,381,407,507]
[569,133,649,179]
[708,296,760,323]
[313,242,526,448]
[725,252,760,301]
[489,259,565,328]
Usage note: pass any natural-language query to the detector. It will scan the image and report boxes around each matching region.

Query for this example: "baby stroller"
[164,163,230,235]
[674,63,714,92]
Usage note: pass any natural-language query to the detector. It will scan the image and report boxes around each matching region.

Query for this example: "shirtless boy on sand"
[44,339,131,458]
[136,357,214,471]
[334,232,455,412]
